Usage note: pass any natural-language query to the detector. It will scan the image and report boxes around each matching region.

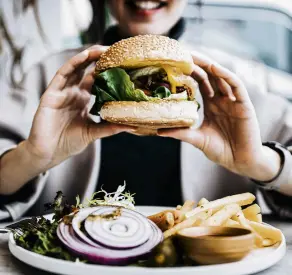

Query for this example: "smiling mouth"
[126,0,168,11]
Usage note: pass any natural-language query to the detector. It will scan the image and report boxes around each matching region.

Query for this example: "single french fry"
[175,200,196,223]
[242,204,261,222]
[193,209,213,226]
[201,204,241,226]
[255,214,262,223]
[163,211,212,239]
[224,219,241,227]
[233,211,263,247]
[148,210,177,231]
[166,212,175,227]
[186,193,255,219]
[249,221,282,243]
[262,238,275,247]
[197,198,209,206]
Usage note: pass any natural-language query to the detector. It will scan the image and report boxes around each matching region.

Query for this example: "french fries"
[232,210,263,247]
[197,198,209,206]
[224,219,240,227]
[148,200,195,231]
[255,214,263,223]
[262,238,274,247]
[201,204,241,226]
[176,200,196,223]
[149,192,282,249]
[185,193,255,219]
[193,210,213,226]
[148,210,177,231]
[163,211,212,239]
[249,221,282,244]
[242,204,261,222]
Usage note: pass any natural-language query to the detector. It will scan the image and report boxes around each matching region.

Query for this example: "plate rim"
[8,206,287,275]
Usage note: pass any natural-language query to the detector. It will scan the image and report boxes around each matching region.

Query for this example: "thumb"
[158,128,205,150]
[87,122,136,141]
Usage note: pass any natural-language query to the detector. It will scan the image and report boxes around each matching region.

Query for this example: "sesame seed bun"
[100,101,199,136]
[95,35,194,74]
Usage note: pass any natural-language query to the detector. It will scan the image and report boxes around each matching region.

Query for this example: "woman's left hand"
[158,52,281,182]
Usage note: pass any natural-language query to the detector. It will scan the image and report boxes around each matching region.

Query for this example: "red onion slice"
[57,206,163,265]
[84,207,151,249]
[71,207,102,247]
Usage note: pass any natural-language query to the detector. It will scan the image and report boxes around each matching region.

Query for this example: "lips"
[126,0,167,12]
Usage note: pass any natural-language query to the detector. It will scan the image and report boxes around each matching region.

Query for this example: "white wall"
[0,0,92,91]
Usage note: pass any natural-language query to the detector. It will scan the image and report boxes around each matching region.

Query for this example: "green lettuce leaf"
[152,86,171,99]
[91,68,155,114]
[94,68,151,101]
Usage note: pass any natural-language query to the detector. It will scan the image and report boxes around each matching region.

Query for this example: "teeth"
[134,1,161,10]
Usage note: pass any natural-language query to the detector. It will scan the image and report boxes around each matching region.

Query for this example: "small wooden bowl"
[177,226,254,265]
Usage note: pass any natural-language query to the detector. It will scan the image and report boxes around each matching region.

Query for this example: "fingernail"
[230,96,236,101]
[157,131,165,137]
[81,50,89,57]
[100,46,109,51]
[127,127,137,132]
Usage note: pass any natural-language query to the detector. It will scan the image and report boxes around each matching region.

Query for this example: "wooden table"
[0,216,291,275]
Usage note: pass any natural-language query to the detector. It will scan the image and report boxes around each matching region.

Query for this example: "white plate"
[9,206,286,275]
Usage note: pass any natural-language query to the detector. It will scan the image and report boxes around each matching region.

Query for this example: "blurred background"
[1,0,292,99]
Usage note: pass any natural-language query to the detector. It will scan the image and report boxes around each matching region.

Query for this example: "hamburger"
[91,34,199,135]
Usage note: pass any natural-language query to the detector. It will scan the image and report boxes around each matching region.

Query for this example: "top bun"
[95,35,194,75]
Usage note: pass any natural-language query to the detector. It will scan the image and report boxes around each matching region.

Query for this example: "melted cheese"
[162,65,197,99]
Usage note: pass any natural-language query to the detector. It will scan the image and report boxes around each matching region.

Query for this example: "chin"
[127,24,167,36]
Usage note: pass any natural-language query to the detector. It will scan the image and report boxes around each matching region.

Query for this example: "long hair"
[82,0,107,44]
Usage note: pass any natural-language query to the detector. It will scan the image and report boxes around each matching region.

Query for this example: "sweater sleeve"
[0,64,49,221]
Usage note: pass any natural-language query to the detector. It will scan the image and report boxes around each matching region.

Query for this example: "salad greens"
[14,192,80,261]
[14,184,136,262]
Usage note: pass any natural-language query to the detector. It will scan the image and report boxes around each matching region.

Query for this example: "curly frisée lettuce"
[86,182,135,210]
[90,67,190,114]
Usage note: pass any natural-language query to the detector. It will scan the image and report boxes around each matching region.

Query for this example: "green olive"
[146,238,178,267]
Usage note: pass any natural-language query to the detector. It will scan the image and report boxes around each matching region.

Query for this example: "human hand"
[24,46,134,169]
[159,52,281,181]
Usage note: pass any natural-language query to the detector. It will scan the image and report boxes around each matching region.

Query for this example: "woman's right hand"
[25,46,134,170]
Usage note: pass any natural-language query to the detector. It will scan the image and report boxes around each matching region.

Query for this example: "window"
[184,2,292,74]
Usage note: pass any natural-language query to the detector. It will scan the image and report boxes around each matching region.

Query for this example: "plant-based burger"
[91,34,199,135]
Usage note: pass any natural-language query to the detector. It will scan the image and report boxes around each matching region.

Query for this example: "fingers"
[191,67,215,98]
[158,128,204,150]
[47,45,107,91]
[40,86,90,110]
[210,64,249,102]
[191,50,215,72]
[209,77,235,102]
[86,122,136,141]
[191,51,248,102]
[216,78,236,101]
[79,67,96,91]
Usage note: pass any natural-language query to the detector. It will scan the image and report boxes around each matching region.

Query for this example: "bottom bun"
[100,100,199,136]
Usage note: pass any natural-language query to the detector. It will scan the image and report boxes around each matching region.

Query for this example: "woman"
[0,0,292,221]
